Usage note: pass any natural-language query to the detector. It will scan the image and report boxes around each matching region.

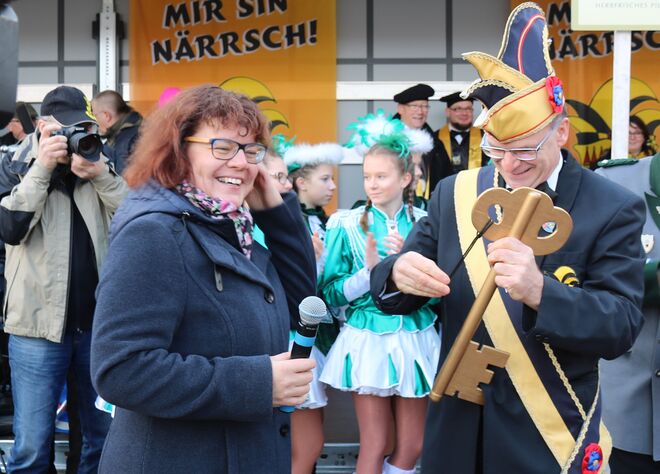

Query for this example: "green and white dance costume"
[301,203,329,277]
[319,204,440,397]
[285,204,332,409]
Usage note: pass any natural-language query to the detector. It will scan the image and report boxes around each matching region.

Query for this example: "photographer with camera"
[0,85,127,473]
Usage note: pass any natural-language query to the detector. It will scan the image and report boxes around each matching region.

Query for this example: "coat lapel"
[554,151,582,215]
[536,152,582,268]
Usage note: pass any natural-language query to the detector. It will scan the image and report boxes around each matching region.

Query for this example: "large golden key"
[430,187,572,404]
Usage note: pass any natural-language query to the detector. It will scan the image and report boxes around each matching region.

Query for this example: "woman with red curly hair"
[90,85,317,473]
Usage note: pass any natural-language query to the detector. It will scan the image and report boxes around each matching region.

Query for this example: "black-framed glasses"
[404,103,430,111]
[269,172,289,185]
[480,124,557,162]
[184,137,267,164]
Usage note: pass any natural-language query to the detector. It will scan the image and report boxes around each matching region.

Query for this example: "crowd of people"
[0,2,658,474]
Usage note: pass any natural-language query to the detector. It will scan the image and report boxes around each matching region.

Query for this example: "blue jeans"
[7,332,111,474]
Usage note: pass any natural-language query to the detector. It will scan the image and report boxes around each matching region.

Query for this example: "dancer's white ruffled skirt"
[319,324,440,398]
[288,337,328,409]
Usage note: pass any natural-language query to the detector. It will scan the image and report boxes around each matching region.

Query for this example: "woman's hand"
[270,352,316,407]
[246,165,283,211]
[312,231,324,261]
[365,232,380,270]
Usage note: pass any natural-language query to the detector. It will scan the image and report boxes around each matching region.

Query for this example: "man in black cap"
[0,86,127,473]
[436,91,488,175]
[393,84,451,204]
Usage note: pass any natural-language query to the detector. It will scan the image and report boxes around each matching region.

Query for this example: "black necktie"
[534,181,558,202]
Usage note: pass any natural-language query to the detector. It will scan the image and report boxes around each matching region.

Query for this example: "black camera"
[52,126,102,162]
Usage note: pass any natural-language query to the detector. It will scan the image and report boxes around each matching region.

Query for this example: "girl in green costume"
[282,139,344,474]
[320,112,439,474]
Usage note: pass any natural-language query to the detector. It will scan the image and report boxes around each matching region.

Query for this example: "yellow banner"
[129,0,337,145]
[510,1,660,167]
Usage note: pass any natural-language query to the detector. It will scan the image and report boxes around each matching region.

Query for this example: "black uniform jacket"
[371,154,645,473]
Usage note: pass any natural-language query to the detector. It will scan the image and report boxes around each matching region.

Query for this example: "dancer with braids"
[283,139,344,474]
[320,112,439,474]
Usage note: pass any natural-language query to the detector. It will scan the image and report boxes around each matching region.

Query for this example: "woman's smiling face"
[186,122,259,206]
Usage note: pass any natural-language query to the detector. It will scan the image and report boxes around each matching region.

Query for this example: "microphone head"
[298,296,327,327]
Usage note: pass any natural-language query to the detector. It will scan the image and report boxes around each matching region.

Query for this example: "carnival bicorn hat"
[461,2,565,143]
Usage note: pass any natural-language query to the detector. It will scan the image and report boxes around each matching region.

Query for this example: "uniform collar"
[546,153,563,191]
[370,203,409,223]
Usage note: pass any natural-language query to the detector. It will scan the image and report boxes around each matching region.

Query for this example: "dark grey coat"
[597,155,660,460]
[91,183,316,473]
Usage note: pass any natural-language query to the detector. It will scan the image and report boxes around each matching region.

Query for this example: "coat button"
[656,370,660,377]
[279,423,290,437]
[264,291,274,304]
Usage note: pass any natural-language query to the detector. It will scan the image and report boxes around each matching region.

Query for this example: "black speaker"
[0,3,19,129]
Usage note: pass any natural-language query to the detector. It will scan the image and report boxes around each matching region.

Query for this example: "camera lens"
[69,132,102,162]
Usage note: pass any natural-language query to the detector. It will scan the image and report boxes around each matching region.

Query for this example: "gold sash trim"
[416,174,431,200]
[453,168,611,469]
[437,126,483,170]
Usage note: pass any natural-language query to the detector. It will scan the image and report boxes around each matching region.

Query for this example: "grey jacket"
[0,131,128,342]
[598,155,660,460]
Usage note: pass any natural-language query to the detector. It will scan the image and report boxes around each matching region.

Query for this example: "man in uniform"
[393,84,451,203]
[436,92,488,174]
[597,153,660,473]
[370,4,645,473]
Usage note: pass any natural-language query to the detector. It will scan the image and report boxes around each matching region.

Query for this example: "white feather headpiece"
[283,143,344,173]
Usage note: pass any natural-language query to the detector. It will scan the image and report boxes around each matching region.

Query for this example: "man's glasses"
[269,172,289,185]
[184,137,267,164]
[404,104,430,111]
[449,106,473,113]
[480,125,557,162]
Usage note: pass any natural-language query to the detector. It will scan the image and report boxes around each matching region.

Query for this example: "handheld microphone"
[280,296,327,413]
[291,296,327,359]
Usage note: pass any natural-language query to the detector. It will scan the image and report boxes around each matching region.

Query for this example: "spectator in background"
[435,92,488,174]
[6,102,37,143]
[593,115,658,168]
[628,115,657,159]
[392,84,451,205]
[0,101,36,441]
[597,152,660,473]
[0,86,127,473]
[91,90,142,174]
